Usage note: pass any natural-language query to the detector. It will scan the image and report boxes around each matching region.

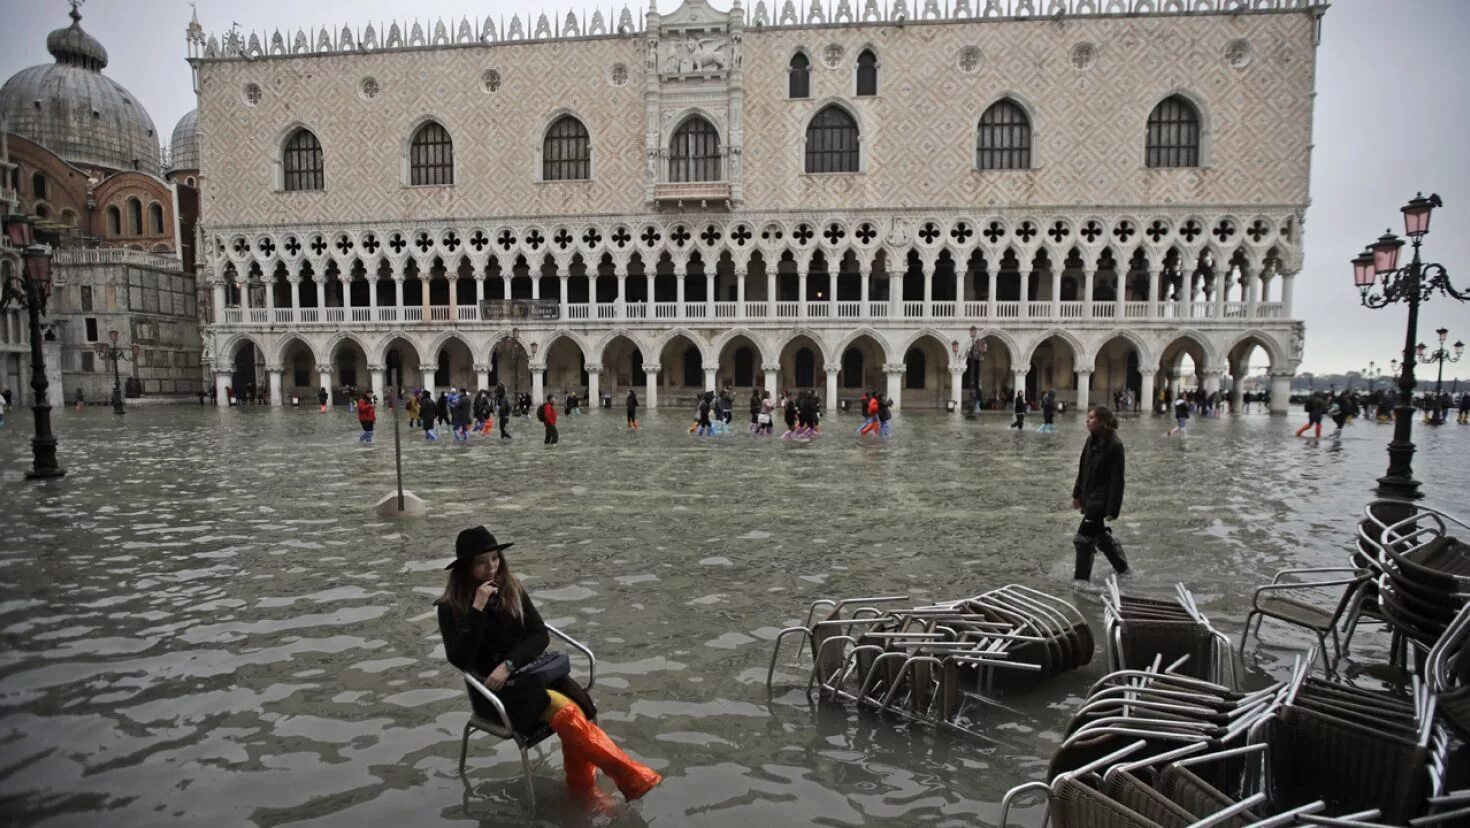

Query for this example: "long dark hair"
[435,549,525,621]
[1089,405,1119,439]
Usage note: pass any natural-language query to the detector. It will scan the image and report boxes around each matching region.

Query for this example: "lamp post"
[94,330,141,415]
[496,326,523,398]
[967,325,987,413]
[1,213,65,479]
[1352,193,1467,500]
[1417,327,1463,425]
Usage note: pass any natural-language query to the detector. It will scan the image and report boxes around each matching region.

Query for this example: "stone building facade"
[190,0,1322,411]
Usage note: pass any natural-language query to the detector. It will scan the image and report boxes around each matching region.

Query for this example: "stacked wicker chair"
[1103,578,1236,686]
[1358,502,1470,668]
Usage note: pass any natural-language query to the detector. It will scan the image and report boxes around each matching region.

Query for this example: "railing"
[868,301,889,318]
[837,301,861,318]
[428,306,450,321]
[300,308,320,323]
[683,302,708,319]
[1257,302,1285,319]
[223,308,243,323]
[931,302,956,318]
[963,301,987,318]
[903,302,924,318]
[350,307,372,322]
[1189,302,1215,319]
[403,306,423,321]
[1058,301,1083,319]
[806,302,830,318]
[714,301,738,319]
[567,305,590,320]
[246,309,267,323]
[457,305,479,321]
[377,307,398,322]
[1223,301,1247,318]
[596,303,617,320]
[1124,302,1151,319]
[273,309,294,323]
[625,303,648,319]
[654,302,678,319]
[324,307,345,322]
[775,301,798,318]
[744,302,768,318]
[1026,301,1051,318]
[1092,302,1116,319]
[995,301,1020,319]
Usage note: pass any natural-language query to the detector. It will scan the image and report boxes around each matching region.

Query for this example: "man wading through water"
[1071,405,1131,589]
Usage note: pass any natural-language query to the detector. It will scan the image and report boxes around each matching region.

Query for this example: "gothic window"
[977,99,1031,170]
[905,348,926,389]
[805,106,859,173]
[283,128,324,191]
[669,117,721,183]
[149,203,165,234]
[855,49,878,96]
[841,348,864,388]
[106,205,121,235]
[409,121,454,186]
[1146,96,1200,168]
[127,198,143,234]
[542,116,591,181]
[794,348,815,388]
[31,172,47,200]
[788,52,810,99]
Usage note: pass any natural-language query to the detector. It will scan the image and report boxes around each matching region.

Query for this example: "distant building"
[190,0,1316,411]
[1,5,204,404]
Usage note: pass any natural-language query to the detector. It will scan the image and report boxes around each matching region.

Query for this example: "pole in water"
[391,390,404,512]
[375,389,425,517]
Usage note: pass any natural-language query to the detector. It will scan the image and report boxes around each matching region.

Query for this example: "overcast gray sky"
[4,0,1466,380]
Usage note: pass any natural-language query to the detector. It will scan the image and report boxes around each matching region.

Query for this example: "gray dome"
[168,108,199,174]
[0,8,160,176]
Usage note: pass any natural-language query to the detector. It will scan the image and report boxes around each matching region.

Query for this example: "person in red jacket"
[357,393,376,443]
[537,396,559,445]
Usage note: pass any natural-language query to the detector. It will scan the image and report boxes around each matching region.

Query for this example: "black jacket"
[437,590,595,735]
[1072,433,1126,519]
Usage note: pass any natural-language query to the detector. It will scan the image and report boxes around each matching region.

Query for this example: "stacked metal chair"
[765,585,1091,736]
[1102,577,1237,687]
[1356,502,1470,668]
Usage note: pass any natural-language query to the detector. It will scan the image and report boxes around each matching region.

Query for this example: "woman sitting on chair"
[436,526,661,802]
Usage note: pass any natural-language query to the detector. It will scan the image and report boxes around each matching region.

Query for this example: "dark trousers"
[499,415,510,438]
[1073,514,1128,581]
[544,424,559,444]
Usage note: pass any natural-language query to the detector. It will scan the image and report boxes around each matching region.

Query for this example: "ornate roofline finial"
[69,0,85,26]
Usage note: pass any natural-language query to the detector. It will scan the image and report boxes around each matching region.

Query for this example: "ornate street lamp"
[1,214,64,478]
[94,330,142,415]
[1417,326,1463,425]
[1353,193,1467,500]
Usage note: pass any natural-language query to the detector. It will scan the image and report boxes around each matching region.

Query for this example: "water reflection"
[1,406,1466,826]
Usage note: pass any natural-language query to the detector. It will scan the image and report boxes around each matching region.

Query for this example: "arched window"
[542,116,591,181]
[681,346,702,387]
[60,208,77,226]
[127,198,143,234]
[35,204,50,219]
[1146,95,1200,168]
[409,121,454,186]
[669,117,720,183]
[283,128,324,191]
[106,205,121,235]
[905,347,926,389]
[841,347,864,388]
[149,203,165,234]
[855,49,878,96]
[977,99,1031,170]
[31,172,47,200]
[794,348,815,388]
[788,52,810,99]
[733,347,755,386]
[805,106,859,174]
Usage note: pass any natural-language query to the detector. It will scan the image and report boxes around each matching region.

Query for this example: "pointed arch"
[1157,329,1217,373]
[218,332,268,367]
[1222,329,1287,370]
[833,326,893,364]
[279,124,324,191]
[407,118,455,186]
[591,328,649,364]
[651,327,711,365]
[373,330,427,366]
[804,102,862,174]
[538,329,593,362]
[977,97,1032,170]
[787,49,811,98]
[1093,329,1154,369]
[712,328,773,365]
[272,332,321,367]
[541,112,591,181]
[424,329,477,362]
[1020,327,1088,367]
[775,327,833,364]
[668,113,722,183]
[896,327,959,369]
[1146,92,1206,168]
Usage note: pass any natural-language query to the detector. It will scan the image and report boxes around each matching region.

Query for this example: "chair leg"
[519,745,536,814]
[459,721,473,776]
[1241,611,1258,650]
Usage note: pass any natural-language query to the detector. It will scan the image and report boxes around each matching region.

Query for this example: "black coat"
[437,590,595,736]
[1072,433,1126,520]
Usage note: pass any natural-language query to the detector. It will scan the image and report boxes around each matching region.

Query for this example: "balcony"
[653,181,732,207]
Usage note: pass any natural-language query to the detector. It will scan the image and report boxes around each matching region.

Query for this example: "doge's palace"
[189,0,1321,411]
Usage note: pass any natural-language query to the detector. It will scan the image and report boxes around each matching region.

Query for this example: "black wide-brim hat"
[446,525,515,569]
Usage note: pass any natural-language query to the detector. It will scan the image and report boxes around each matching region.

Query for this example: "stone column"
[1082,268,1095,319]
[885,364,904,411]
[1246,266,1260,318]
[763,362,778,395]
[735,268,746,319]
[1215,268,1230,317]
[922,259,933,317]
[315,277,327,310]
[1230,372,1246,413]
[340,274,353,315]
[367,276,379,319]
[420,368,434,400]
[1139,369,1156,416]
[474,274,486,305]
[586,365,601,406]
[214,369,231,407]
[475,363,490,392]
[394,276,405,311]
[646,272,656,310]
[531,362,545,404]
[949,365,964,413]
[1281,270,1296,317]
[1147,268,1160,318]
[447,276,458,320]
[268,367,284,407]
[888,272,901,319]
[239,274,253,312]
[558,275,569,321]
[705,270,715,318]
[1201,369,1222,398]
[987,265,998,319]
[1269,372,1292,415]
[1012,369,1029,403]
[644,363,660,409]
[825,367,839,411]
[703,365,716,393]
[615,272,626,319]
[828,271,837,319]
[503,273,513,303]
[1050,268,1061,319]
[317,367,333,406]
[370,365,386,402]
[797,270,807,319]
[289,275,302,316]
[212,281,227,322]
[766,268,777,318]
[531,273,541,300]
[1075,368,1092,412]
[859,265,870,310]
[676,268,686,310]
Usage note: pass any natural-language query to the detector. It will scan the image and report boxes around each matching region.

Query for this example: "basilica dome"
[167,108,199,175]
[0,7,161,176]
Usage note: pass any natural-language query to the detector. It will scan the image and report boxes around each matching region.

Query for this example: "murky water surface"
[2,405,1467,827]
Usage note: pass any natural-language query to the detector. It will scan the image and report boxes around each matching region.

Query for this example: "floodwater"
[1,403,1467,827]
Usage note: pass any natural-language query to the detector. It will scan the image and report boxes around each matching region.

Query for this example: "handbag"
[758,412,771,425]
[506,651,571,687]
